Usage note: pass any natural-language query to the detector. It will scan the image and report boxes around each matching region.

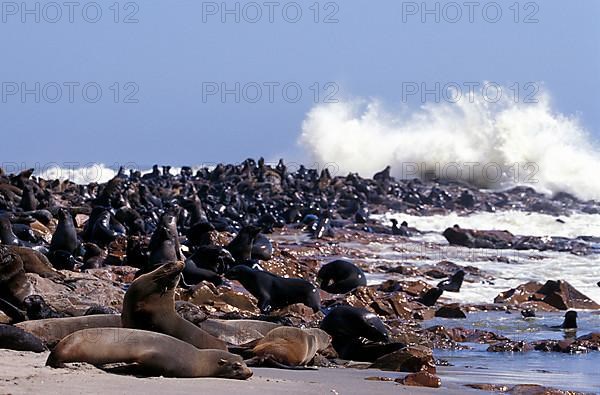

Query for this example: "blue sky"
[0,0,598,168]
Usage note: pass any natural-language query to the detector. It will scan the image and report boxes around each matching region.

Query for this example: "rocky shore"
[1,160,599,393]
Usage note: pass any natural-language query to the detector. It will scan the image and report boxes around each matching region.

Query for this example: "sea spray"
[299,88,600,200]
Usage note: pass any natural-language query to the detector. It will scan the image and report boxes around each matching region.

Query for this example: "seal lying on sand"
[247,327,331,368]
[122,261,226,350]
[46,328,253,379]
[15,314,121,348]
[0,323,46,352]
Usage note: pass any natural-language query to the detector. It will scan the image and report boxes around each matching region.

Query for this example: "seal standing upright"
[122,261,227,350]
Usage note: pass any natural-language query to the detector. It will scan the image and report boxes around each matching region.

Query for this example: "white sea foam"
[299,88,600,201]
[374,211,600,238]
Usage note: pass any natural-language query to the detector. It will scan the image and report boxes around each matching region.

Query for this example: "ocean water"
[432,311,600,393]
[367,211,600,305]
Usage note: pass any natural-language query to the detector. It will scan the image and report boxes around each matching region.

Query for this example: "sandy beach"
[0,350,478,395]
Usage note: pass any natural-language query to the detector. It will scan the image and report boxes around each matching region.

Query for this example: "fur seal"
[251,233,273,261]
[249,327,331,367]
[89,210,119,247]
[417,288,444,307]
[147,219,181,268]
[122,261,227,350]
[225,265,321,314]
[8,246,62,279]
[50,209,78,253]
[321,305,388,342]
[226,225,261,262]
[15,314,121,347]
[46,328,253,379]
[0,245,34,303]
[23,295,67,320]
[0,323,46,352]
[437,270,465,292]
[553,310,577,329]
[0,216,20,245]
[317,259,366,294]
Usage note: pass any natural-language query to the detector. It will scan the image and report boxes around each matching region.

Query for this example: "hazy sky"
[0,0,598,169]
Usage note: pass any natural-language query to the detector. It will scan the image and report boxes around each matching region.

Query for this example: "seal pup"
[247,327,331,368]
[225,265,321,314]
[46,328,253,379]
[437,269,465,292]
[317,259,367,294]
[122,261,227,350]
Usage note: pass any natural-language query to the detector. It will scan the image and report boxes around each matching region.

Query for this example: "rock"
[396,371,441,388]
[434,304,466,319]
[370,345,436,373]
[378,279,401,292]
[495,280,600,310]
[487,341,533,352]
[535,280,600,310]
[494,281,543,305]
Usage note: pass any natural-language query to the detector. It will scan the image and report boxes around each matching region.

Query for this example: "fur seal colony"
[0,160,599,391]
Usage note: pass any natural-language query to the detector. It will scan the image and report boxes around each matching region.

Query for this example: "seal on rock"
[225,265,321,314]
[437,270,465,293]
[122,261,227,350]
[317,259,366,294]
[46,328,253,379]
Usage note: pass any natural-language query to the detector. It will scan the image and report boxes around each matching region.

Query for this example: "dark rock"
[434,304,466,319]
[370,345,436,373]
[396,371,441,388]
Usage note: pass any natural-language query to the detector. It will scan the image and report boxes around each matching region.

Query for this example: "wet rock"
[495,280,600,310]
[396,371,441,388]
[370,345,436,373]
[487,340,533,352]
[434,304,466,319]
[535,280,600,310]
[494,281,543,305]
